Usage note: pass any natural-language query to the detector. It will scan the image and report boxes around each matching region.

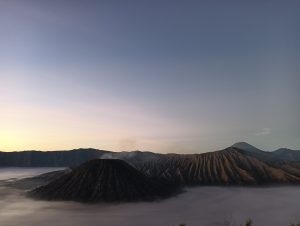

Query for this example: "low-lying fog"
[0,168,299,226]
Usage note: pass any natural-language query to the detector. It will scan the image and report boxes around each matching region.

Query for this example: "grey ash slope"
[29,159,180,203]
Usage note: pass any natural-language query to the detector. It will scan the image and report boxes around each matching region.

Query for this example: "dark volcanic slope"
[29,159,179,202]
[133,148,300,185]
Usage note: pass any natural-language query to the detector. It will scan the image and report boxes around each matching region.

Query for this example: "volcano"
[29,159,179,202]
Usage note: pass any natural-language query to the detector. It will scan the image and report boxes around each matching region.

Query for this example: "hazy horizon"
[1,1,300,153]
[0,141,299,154]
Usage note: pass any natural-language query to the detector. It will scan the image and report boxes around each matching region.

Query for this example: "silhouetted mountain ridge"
[273,148,300,161]
[232,142,300,163]
[1,143,300,167]
[0,149,108,167]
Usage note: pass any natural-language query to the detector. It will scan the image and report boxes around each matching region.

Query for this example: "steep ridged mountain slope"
[132,148,300,185]
[29,159,179,202]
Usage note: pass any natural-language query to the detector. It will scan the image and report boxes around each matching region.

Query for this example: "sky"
[0,0,299,153]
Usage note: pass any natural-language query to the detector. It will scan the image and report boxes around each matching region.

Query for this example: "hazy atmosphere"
[1,2,299,226]
[0,168,299,226]
[1,1,300,153]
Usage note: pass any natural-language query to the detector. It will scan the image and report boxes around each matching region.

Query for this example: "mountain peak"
[29,159,179,203]
[231,142,262,153]
[273,148,292,153]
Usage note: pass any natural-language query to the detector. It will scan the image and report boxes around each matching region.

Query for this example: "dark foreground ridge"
[29,159,180,203]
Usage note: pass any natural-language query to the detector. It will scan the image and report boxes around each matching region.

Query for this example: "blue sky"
[0,0,299,152]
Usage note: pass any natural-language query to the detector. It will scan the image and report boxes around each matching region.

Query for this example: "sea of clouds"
[0,168,299,226]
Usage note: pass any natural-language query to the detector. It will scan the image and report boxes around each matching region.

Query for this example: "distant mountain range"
[0,148,107,167]
[2,143,300,192]
[6,142,296,203]
[1,142,299,167]
[232,142,300,163]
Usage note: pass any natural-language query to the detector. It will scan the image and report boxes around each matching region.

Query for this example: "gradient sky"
[0,0,299,153]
